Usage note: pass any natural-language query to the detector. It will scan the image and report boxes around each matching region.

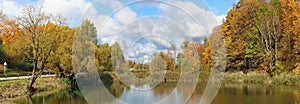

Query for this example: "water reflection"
[16,82,300,104]
[17,89,87,104]
[213,84,300,104]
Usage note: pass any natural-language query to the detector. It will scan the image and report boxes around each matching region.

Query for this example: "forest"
[222,0,300,76]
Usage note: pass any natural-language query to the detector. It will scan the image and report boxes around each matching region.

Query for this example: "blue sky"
[106,0,238,19]
[126,0,238,17]
[204,0,238,16]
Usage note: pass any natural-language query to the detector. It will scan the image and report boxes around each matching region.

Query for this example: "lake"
[16,82,300,104]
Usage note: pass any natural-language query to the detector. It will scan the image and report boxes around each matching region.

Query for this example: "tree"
[157,52,175,71]
[0,11,21,65]
[47,26,75,78]
[16,4,66,94]
[181,39,190,49]
[149,55,166,80]
[221,0,300,75]
[0,19,22,44]
[202,38,211,69]
[95,43,112,72]
[182,42,202,72]
[279,0,300,71]
[111,42,125,73]
[254,2,282,75]
[72,19,98,78]
[222,0,264,72]
[76,19,97,45]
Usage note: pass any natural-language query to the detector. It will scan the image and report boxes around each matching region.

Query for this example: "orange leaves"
[0,19,22,44]
[203,44,211,67]
[182,40,212,69]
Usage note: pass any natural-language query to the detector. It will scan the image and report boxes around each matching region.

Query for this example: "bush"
[15,63,33,71]
[59,78,71,88]
[273,61,284,75]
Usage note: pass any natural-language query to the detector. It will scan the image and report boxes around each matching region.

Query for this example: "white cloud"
[83,5,122,38]
[101,36,117,45]
[157,1,218,37]
[98,0,122,10]
[0,0,93,25]
[91,1,219,62]
[114,7,137,25]
[42,0,92,25]
[0,0,23,19]
[216,14,226,25]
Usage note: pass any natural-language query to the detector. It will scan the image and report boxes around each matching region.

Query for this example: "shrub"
[15,63,33,71]
[59,78,71,88]
[273,61,284,75]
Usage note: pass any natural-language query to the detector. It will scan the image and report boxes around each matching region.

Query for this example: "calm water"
[16,82,300,104]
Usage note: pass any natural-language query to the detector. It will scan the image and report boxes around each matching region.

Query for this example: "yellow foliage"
[293,63,300,75]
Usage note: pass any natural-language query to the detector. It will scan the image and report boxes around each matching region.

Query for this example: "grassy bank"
[0,77,64,102]
[224,72,300,85]
[102,71,300,86]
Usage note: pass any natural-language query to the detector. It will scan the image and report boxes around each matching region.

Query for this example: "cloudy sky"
[0,0,237,63]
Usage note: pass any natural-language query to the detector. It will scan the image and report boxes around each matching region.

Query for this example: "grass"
[103,70,300,86]
[224,71,300,85]
[0,77,62,100]
[0,69,32,77]
[0,77,54,86]
[0,79,27,85]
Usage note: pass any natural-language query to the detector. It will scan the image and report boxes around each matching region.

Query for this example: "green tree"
[95,43,112,72]
[76,19,97,45]
[111,42,126,73]
[181,39,189,49]
[73,19,98,75]
[47,26,75,78]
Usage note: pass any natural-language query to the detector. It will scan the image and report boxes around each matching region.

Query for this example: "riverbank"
[105,71,300,86]
[0,77,64,103]
[224,71,300,85]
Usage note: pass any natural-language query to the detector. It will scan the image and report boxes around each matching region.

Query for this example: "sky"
[0,0,238,26]
[0,0,238,63]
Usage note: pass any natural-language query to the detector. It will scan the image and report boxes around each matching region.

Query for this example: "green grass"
[0,77,53,86]
[0,69,32,77]
[224,71,300,85]
[0,79,27,85]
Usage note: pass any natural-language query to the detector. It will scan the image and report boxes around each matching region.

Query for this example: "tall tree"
[76,19,97,45]
[16,4,66,94]
[157,52,175,71]
[47,26,75,78]
[253,1,283,75]
[111,42,125,73]
[279,0,300,71]
[72,19,98,81]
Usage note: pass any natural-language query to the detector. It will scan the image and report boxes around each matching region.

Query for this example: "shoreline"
[0,77,64,104]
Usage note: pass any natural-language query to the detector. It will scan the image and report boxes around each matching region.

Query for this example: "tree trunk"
[28,59,38,95]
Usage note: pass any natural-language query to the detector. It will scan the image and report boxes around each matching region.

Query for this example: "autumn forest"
[0,0,300,102]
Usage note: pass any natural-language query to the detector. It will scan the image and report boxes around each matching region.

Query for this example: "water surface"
[16,82,300,104]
